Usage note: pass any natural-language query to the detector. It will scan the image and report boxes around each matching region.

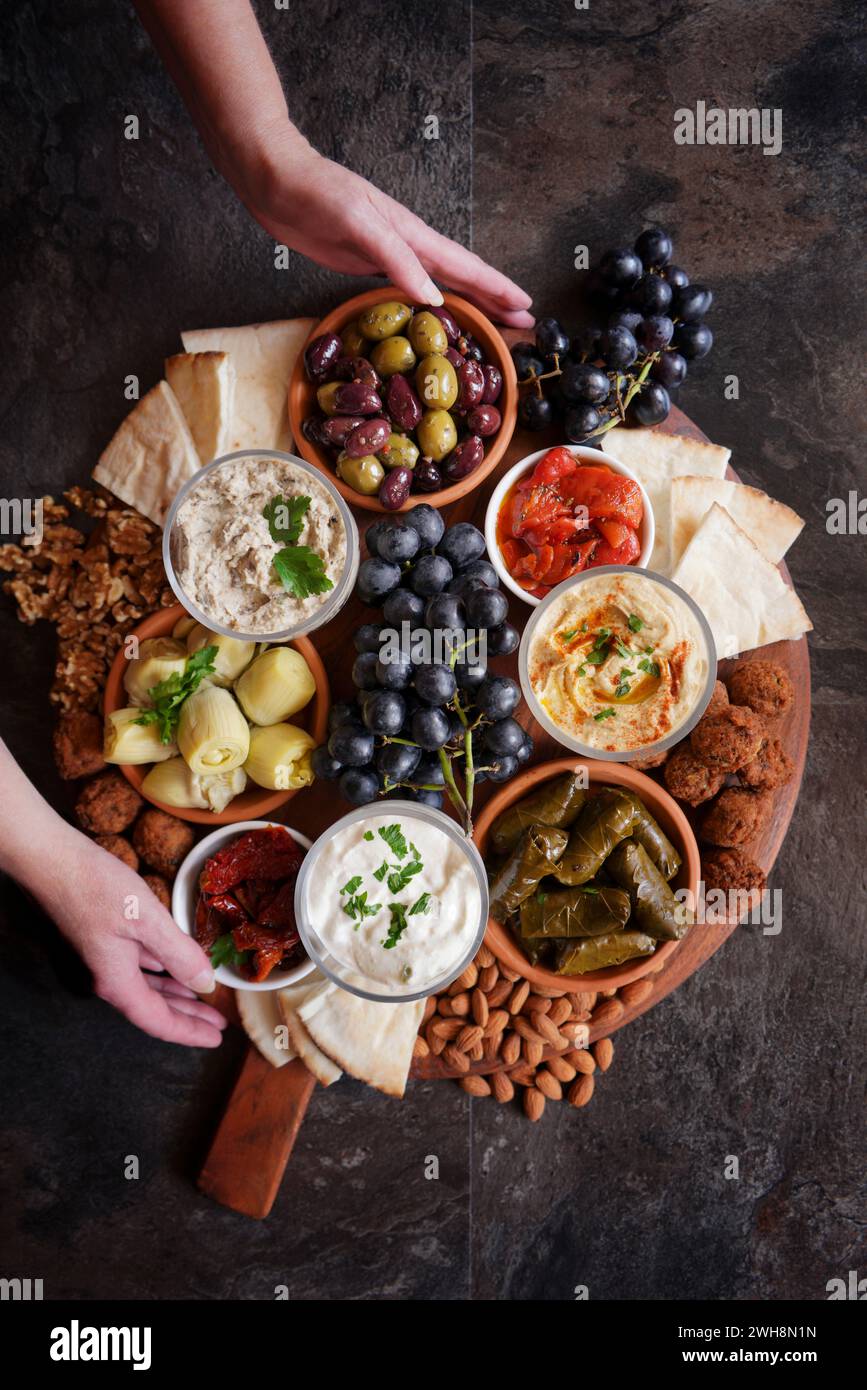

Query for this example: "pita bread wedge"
[277,979,342,1087]
[302,992,425,1099]
[236,988,296,1068]
[165,350,235,465]
[671,504,812,658]
[92,380,200,526]
[602,427,731,574]
[180,318,314,453]
[670,476,804,569]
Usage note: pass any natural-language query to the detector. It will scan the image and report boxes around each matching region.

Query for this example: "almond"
[428,1030,447,1056]
[523,1087,545,1121]
[450,991,471,1016]
[501,1031,521,1066]
[561,1019,591,1047]
[422,996,437,1025]
[535,1069,563,1101]
[620,978,653,1008]
[548,997,572,1027]
[509,1063,537,1086]
[507,980,530,1014]
[569,990,597,1013]
[530,985,566,999]
[471,988,490,1027]
[478,964,499,992]
[431,1017,464,1040]
[483,1008,509,1036]
[491,1071,514,1103]
[487,979,513,1008]
[459,1073,491,1097]
[530,1011,564,1047]
[500,966,521,982]
[525,994,552,1015]
[601,987,618,999]
[522,1038,544,1067]
[437,998,454,1018]
[475,943,495,969]
[512,1015,547,1046]
[443,1043,470,1074]
[482,1033,501,1062]
[593,998,625,1027]
[567,1074,595,1108]
[546,1055,577,1083]
[468,1041,484,1062]
[458,961,479,990]
[456,1023,484,1054]
[593,1037,614,1072]
[413,1034,430,1059]
[568,1048,596,1075]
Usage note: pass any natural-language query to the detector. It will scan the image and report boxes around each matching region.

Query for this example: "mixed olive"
[303,300,505,509]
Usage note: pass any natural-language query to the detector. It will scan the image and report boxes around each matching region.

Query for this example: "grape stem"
[438,746,470,833]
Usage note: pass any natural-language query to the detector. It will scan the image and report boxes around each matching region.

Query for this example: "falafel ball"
[143,873,172,910]
[701,848,767,922]
[690,704,764,772]
[706,679,730,718]
[700,787,771,847]
[728,661,794,719]
[53,710,106,780]
[629,746,670,771]
[132,809,194,879]
[664,743,726,806]
[739,736,795,792]
[94,834,139,871]
[75,770,142,834]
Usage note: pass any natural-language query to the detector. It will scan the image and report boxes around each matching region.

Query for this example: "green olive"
[336,452,385,496]
[417,409,457,463]
[415,354,458,410]
[370,336,416,377]
[408,311,448,356]
[316,381,342,416]
[358,300,412,340]
[341,320,367,357]
[382,432,419,471]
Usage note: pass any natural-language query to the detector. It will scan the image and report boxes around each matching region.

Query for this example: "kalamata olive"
[379,467,413,510]
[481,364,503,404]
[466,404,501,437]
[445,346,463,370]
[382,432,419,470]
[456,358,485,410]
[316,381,342,416]
[336,452,385,495]
[319,414,365,447]
[332,355,380,387]
[302,415,326,446]
[386,373,423,431]
[345,416,391,458]
[358,300,412,340]
[413,458,442,493]
[459,335,484,363]
[371,336,416,377]
[417,409,457,462]
[416,354,458,410]
[304,332,343,382]
[443,434,484,481]
[422,304,460,343]
[333,381,382,415]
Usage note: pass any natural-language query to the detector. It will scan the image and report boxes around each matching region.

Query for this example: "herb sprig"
[264,493,334,601]
[134,645,217,744]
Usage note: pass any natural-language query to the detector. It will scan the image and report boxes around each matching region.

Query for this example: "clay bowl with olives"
[288,287,517,513]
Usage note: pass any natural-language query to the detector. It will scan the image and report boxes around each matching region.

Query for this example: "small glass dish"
[163,449,360,642]
[518,565,717,763]
[294,801,490,1003]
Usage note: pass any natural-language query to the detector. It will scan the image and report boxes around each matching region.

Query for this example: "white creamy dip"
[305,813,481,991]
[171,456,347,635]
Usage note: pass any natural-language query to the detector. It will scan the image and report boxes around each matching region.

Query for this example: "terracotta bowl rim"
[102,603,330,825]
[287,286,518,513]
[472,755,700,990]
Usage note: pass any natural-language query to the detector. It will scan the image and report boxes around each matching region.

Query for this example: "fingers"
[128,889,215,994]
[138,946,164,972]
[361,202,443,306]
[391,207,533,319]
[96,961,224,1048]
[146,973,229,1029]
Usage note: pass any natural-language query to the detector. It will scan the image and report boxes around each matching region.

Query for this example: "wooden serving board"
[198,357,810,1215]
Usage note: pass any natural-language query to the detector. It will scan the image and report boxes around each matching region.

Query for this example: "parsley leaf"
[134,644,217,744]
[594,707,617,721]
[372,861,390,882]
[342,889,381,923]
[272,545,334,600]
[341,875,363,895]
[559,627,579,643]
[614,682,630,698]
[263,494,310,545]
[382,903,409,950]
[363,830,375,841]
[387,858,424,895]
[409,892,432,916]
[638,657,661,678]
[209,933,250,970]
[627,613,644,632]
[378,823,408,859]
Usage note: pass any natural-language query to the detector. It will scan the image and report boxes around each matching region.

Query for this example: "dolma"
[552,789,640,886]
[519,884,631,939]
[489,773,588,855]
[489,824,568,919]
[555,929,656,976]
[612,791,682,881]
[605,839,692,941]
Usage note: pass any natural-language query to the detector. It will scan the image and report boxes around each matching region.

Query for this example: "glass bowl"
[294,801,489,1003]
[518,565,717,762]
[163,449,359,642]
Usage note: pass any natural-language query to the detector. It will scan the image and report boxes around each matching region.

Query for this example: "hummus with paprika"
[527,570,711,753]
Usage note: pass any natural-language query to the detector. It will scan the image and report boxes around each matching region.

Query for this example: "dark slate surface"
[0,0,863,1301]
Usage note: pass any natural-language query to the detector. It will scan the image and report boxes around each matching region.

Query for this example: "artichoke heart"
[172,613,197,641]
[104,708,178,764]
[201,766,248,813]
[234,646,316,726]
[178,686,250,776]
[187,623,255,686]
[244,723,315,791]
[123,637,187,707]
[142,756,209,809]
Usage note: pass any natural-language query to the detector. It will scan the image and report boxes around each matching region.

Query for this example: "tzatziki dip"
[304,812,482,991]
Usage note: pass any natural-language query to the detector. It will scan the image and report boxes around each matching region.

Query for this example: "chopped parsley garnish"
[615,640,632,660]
[585,648,607,666]
[627,613,644,632]
[614,682,631,698]
[382,903,409,950]
[135,644,217,744]
[638,657,661,678]
[378,823,409,859]
[372,861,390,882]
[363,830,375,841]
[341,875,363,895]
[387,857,424,895]
[594,707,617,721]
[263,494,310,545]
[264,492,334,600]
[409,891,432,916]
[342,889,381,923]
[209,933,250,970]
[559,627,579,643]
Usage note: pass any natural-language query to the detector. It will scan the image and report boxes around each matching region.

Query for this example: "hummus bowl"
[295,801,489,1003]
[163,449,359,642]
[519,565,717,762]
[474,758,700,991]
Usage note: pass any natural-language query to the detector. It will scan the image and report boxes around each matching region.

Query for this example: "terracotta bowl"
[103,604,330,825]
[287,286,518,513]
[473,757,700,990]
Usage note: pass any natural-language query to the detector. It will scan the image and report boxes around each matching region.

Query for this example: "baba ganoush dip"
[527,570,711,752]
[304,813,481,992]
[170,455,347,635]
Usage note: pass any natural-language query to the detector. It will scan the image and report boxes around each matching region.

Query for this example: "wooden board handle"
[198,1049,315,1220]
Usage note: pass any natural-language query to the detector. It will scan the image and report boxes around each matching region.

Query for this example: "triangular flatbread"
[236,988,296,1068]
[302,992,425,1099]
[671,504,812,657]
[602,427,731,574]
[180,319,314,453]
[165,351,236,465]
[670,476,803,569]
[92,380,201,526]
[277,979,342,1087]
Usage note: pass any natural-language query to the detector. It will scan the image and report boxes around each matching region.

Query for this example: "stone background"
[0,0,864,1300]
